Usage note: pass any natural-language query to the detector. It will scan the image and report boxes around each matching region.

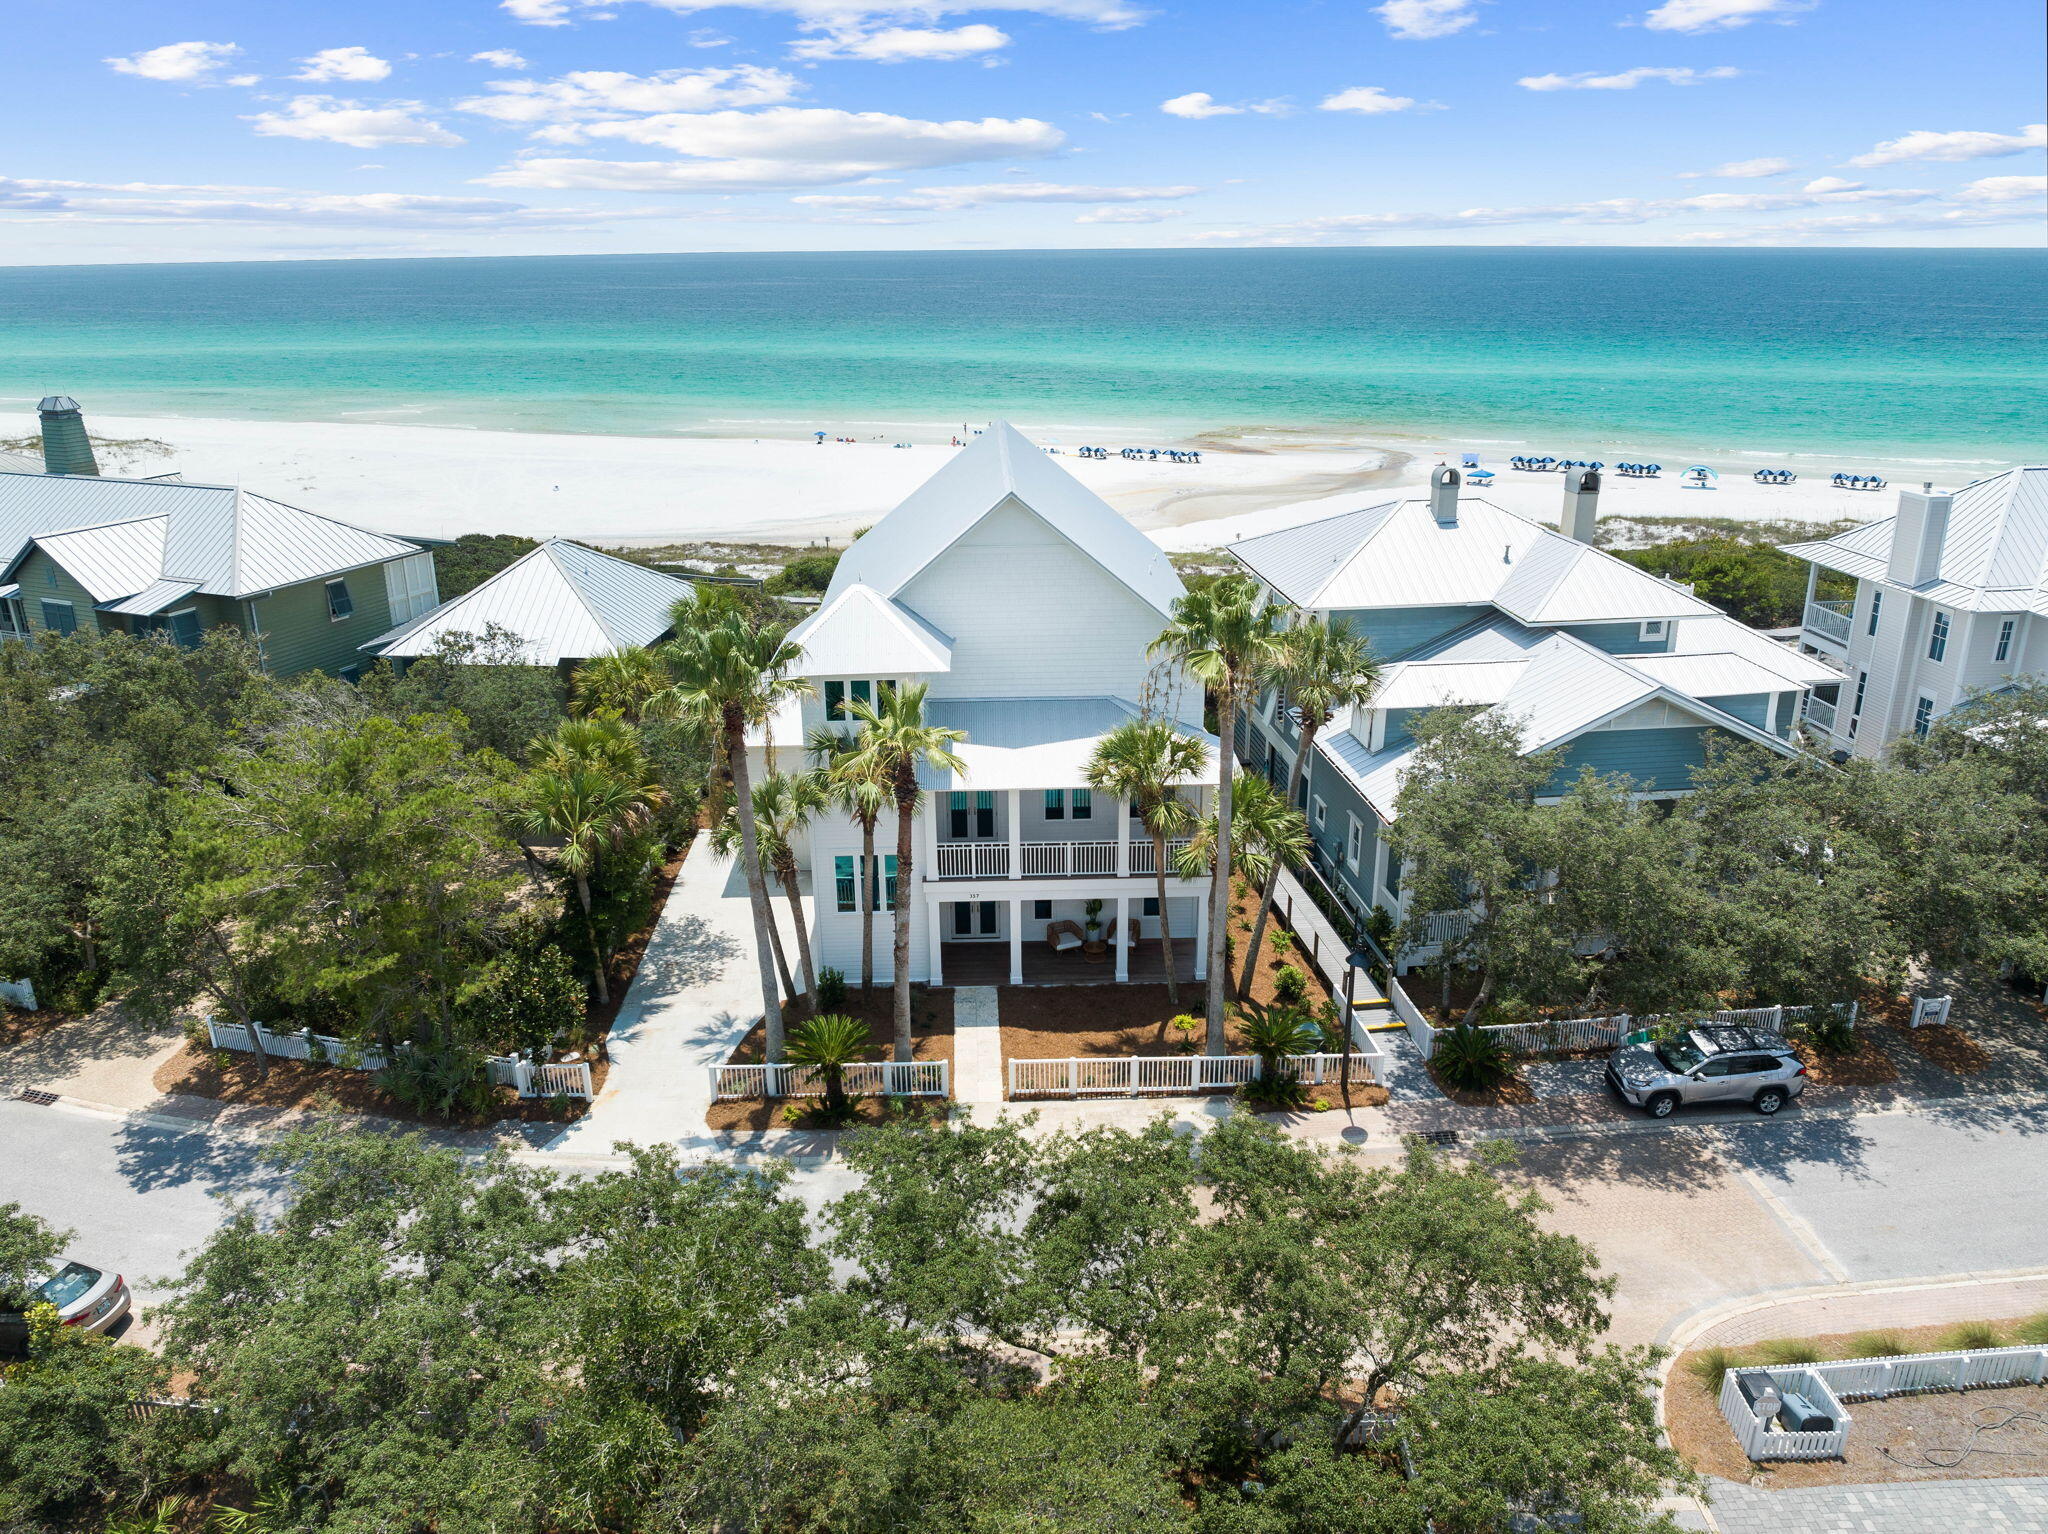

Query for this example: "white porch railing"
[933,842,1010,879]
[204,1017,593,1099]
[1127,838,1195,876]
[1802,693,1839,734]
[1008,1048,1379,1099]
[709,1059,949,1100]
[1019,840,1120,877]
[1804,599,1853,646]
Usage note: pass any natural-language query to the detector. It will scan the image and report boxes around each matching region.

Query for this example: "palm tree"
[531,712,651,780]
[648,615,808,1062]
[1085,719,1205,1006]
[1149,575,1286,1051]
[749,770,828,1001]
[571,647,667,721]
[786,1012,869,1118]
[1179,772,1307,897]
[519,763,667,1005]
[839,684,966,1063]
[707,790,799,1005]
[1237,617,1382,996]
[809,725,891,995]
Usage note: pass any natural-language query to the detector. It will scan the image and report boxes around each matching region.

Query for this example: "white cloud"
[1075,205,1180,223]
[1319,86,1418,115]
[1677,156,1792,179]
[294,47,393,82]
[1520,65,1737,91]
[480,106,1063,190]
[795,180,1198,210]
[1374,0,1478,40]
[790,24,1010,61]
[106,41,243,83]
[246,97,464,148]
[470,49,532,68]
[0,180,674,230]
[459,67,801,126]
[1641,0,1811,33]
[1849,124,2047,167]
[502,0,1146,29]
[1160,92,1287,118]
[1952,175,2048,204]
[225,74,263,87]
[1800,175,1858,192]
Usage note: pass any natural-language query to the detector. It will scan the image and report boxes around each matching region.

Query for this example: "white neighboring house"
[1783,467,2048,754]
[753,421,1217,988]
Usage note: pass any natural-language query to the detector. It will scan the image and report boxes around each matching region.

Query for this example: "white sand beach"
[66,410,1912,553]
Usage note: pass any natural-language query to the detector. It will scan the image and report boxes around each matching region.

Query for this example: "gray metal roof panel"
[101,577,203,616]
[33,516,169,602]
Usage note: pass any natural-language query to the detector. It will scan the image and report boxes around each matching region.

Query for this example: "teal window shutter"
[882,854,899,911]
[824,680,846,719]
[1044,789,1064,820]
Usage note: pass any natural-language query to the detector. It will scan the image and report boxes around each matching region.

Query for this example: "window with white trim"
[1043,789,1065,820]
[1344,813,1363,872]
[834,854,899,912]
[1638,618,1669,644]
[1913,696,1934,738]
[823,679,881,721]
[1996,619,2015,663]
[1142,896,1160,917]
[1928,610,1950,663]
[1070,788,1092,820]
[1032,899,1052,921]
[948,790,995,839]
[952,901,998,937]
[1312,796,1327,831]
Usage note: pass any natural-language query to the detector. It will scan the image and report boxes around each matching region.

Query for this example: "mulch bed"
[153,1038,606,1127]
[1424,1063,1538,1107]
[1893,1023,1991,1074]
[1794,1029,1903,1088]
[1668,1320,2048,1488]
[0,1007,71,1051]
[705,986,954,1132]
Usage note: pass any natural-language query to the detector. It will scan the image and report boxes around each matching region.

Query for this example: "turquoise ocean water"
[0,248,2040,470]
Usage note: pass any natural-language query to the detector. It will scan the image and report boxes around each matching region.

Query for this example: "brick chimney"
[37,396,98,476]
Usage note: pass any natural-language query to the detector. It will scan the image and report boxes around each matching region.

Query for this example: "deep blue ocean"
[0,248,2040,467]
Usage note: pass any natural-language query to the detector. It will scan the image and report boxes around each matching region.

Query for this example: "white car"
[0,1261,131,1355]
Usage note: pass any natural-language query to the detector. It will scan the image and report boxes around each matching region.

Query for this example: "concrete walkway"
[541,834,808,1162]
[952,988,1004,1108]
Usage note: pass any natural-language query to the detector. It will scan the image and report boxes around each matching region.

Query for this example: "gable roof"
[0,470,423,602]
[370,539,692,664]
[824,421,1183,617]
[31,516,169,602]
[1232,490,1715,622]
[785,582,954,676]
[1783,467,2048,615]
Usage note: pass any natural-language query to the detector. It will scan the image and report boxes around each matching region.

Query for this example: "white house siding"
[806,811,932,983]
[1959,609,2029,698]
[895,497,1198,723]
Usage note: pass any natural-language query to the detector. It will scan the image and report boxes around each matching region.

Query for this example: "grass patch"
[1686,1346,1741,1395]
[1756,1337,1823,1366]
[2015,1314,2048,1347]
[1939,1320,2007,1351]
[1848,1331,1908,1358]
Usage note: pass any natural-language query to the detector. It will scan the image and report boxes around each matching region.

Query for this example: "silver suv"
[1605,1024,1808,1119]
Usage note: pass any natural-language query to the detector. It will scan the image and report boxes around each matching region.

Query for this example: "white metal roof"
[916,696,1216,792]
[825,421,1184,618]
[371,539,693,664]
[1373,658,1530,710]
[1233,490,1716,623]
[784,582,954,677]
[0,451,43,475]
[1628,652,1798,699]
[1664,612,1839,688]
[32,516,169,602]
[1783,468,2048,615]
[0,470,424,601]
[102,577,203,617]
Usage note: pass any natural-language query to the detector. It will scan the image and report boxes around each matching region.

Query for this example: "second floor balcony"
[1804,598,1853,648]
[931,834,1197,881]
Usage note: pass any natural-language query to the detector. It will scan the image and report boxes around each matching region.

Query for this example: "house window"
[1032,899,1052,921]
[949,791,994,838]
[1071,788,1092,820]
[168,609,202,650]
[1851,670,1868,716]
[1913,696,1934,738]
[382,553,438,626]
[1867,589,1882,635]
[338,663,362,685]
[1345,813,1363,872]
[1382,846,1404,901]
[838,854,899,911]
[835,856,858,912]
[1639,619,1669,643]
[1142,896,1160,917]
[325,579,354,621]
[824,679,881,720]
[1044,789,1065,820]
[39,599,75,635]
[1312,796,1327,831]
[1928,611,1950,662]
[0,597,21,637]
[1996,619,2015,662]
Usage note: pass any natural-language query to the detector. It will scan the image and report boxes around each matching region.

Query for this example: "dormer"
[784,582,954,732]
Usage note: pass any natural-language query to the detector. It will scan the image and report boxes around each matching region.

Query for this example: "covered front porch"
[937,937,1200,988]
[926,890,1206,987]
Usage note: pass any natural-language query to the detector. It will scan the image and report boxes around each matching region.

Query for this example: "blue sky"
[4,0,2043,263]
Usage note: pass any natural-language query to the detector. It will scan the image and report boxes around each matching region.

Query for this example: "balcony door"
[947,790,997,839]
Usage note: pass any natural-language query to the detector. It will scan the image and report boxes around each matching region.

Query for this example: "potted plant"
[1084,899,1104,937]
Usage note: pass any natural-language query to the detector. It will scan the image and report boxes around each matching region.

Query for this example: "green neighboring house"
[0,469,439,678]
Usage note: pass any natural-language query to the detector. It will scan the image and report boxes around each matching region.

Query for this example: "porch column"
[1008,898,1024,985]
[927,897,945,986]
[1114,895,1129,982]
[1115,797,1130,876]
[1191,891,1207,980]
[1007,787,1023,878]
[1802,561,1818,614]
[924,790,940,877]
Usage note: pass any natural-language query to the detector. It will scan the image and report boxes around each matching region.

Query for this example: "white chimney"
[1561,467,1601,544]
[1429,465,1461,525]
[1887,485,1953,588]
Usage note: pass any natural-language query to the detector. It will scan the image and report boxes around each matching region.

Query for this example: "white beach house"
[758,422,1218,987]
[1229,467,1839,945]
[1782,467,2048,754]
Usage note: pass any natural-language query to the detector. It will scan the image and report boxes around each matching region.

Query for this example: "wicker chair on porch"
[1104,917,1141,950]
[1045,919,1086,955]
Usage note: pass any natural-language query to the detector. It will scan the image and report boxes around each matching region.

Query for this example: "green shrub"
[1757,1337,1822,1365]
[817,967,848,1009]
[459,942,587,1055]
[1686,1345,1741,1394]
[1807,1012,1860,1056]
[1939,1320,2005,1351]
[2014,1313,2048,1346]
[1271,965,1308,1006]
[1848,1331,1907,1359]
[1432,1024,1510,1092]
[763,551,840,595]
[380,1042,492,1120]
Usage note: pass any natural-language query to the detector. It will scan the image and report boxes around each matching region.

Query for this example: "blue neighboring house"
[1227,468,1837,957]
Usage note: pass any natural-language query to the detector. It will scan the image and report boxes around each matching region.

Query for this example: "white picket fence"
[205,1017,593,1100]
[1719,1344,2048,1462]
[1400,999,1859,1063]
[1719,1367,1852,1461]
[1009,1049,1379,1100]
[709,1059,949,1101]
